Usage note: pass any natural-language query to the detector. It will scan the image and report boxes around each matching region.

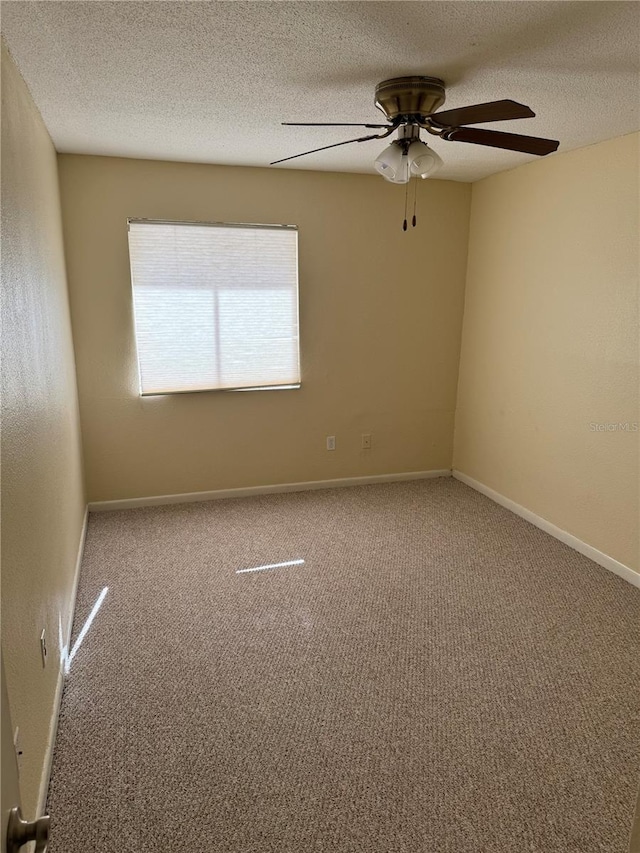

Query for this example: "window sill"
[140,384,301,397]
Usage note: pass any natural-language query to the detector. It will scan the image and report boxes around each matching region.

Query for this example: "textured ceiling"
[2,1,639,182]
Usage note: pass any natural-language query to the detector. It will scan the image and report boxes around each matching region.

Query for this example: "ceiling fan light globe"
[386,159,411,184]
[407,141,443,178]
[374,142,410,184]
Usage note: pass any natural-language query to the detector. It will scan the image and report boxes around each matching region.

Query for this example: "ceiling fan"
[271,76,560,184]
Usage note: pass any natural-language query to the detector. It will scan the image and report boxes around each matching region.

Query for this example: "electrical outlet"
[361,433,372,450]
[326,435,336,451]
[40,628,48,668]
[14,728,23,774]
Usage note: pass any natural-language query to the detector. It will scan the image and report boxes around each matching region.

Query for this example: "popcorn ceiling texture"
[47,479,640,852]
[2,1,639,181]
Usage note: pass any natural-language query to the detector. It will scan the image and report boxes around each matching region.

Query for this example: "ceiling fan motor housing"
[375,76,446,122]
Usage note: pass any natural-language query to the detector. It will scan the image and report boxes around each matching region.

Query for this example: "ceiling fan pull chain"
[412,178,418,227]
[403,180,409,231]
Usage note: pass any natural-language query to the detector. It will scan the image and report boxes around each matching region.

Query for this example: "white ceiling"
[2,1,639,182]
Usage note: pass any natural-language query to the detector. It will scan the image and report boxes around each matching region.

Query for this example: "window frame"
[127,218,301,397]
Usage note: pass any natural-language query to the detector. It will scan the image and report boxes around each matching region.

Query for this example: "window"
[127,219,300,395]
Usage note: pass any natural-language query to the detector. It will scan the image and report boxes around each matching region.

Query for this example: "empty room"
[1,2,639,851]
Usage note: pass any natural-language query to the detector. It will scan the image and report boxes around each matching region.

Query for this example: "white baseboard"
[88,469,453,512]
[36,505,89,818]
[453,470,640,589]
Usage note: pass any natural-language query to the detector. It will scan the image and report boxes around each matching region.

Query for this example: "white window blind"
[127,220,300,395]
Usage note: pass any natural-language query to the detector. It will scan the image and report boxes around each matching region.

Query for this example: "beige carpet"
[47,478,640,852]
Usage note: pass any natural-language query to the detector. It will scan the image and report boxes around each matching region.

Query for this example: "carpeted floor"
[47,478,640,852]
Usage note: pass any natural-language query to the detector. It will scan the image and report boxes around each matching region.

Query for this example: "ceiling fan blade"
[270,130,392,165]
[442,127,559,156]
[430,100,535,128]
[283,122,392,128]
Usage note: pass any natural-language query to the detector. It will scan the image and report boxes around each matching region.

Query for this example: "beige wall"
[454,133,639,573]
[1,43,86,815]
[57,154,471,502]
